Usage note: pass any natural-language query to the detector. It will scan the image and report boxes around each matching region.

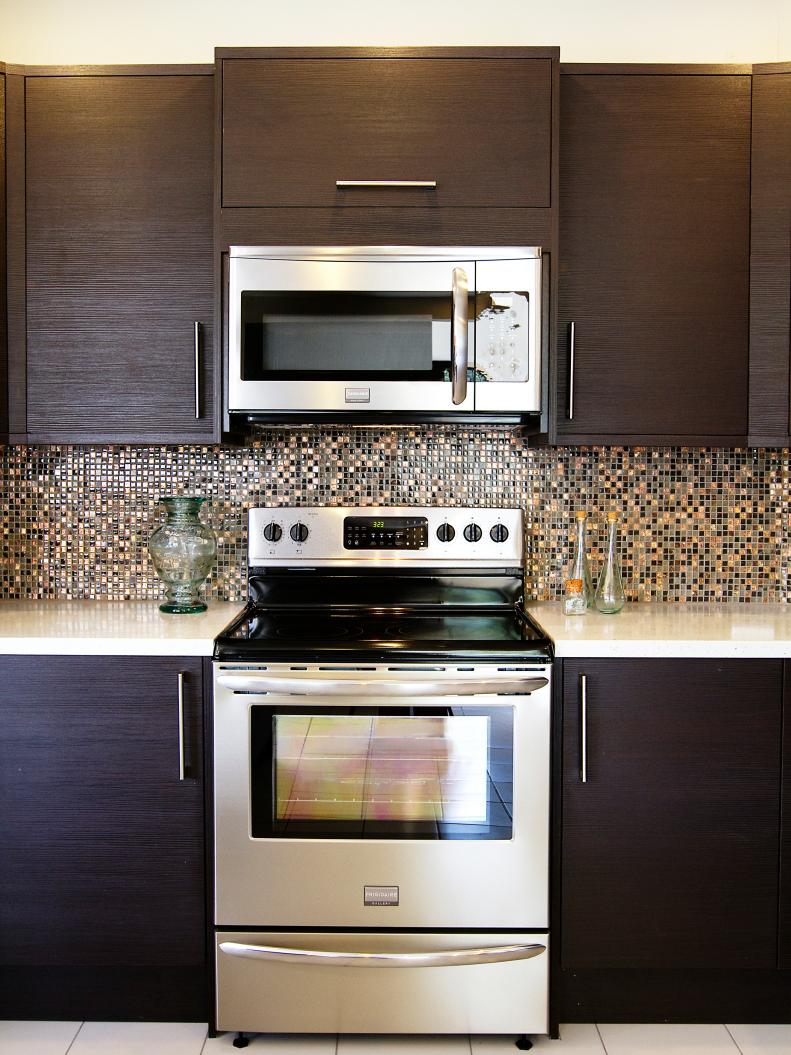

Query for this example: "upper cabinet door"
[749,65,791,445]
[24,73,215,443]
[555,71,751,444]
[221,56,553,209]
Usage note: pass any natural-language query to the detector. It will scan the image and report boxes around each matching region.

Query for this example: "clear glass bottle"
[595,512,626,614]
[568,510,594,608]
[564,577,586,616]
[148,496,217,614]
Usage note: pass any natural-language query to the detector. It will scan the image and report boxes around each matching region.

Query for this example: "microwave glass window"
[475,291,530,382]
[249,704,514,840]
[240,291,472,381]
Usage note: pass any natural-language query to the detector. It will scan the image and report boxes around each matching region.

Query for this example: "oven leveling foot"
[232,1034,249,1049]
[515,1037,533,1051]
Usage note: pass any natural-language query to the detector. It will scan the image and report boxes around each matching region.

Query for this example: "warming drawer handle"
[219,940,546,968]
[216,674,549,697]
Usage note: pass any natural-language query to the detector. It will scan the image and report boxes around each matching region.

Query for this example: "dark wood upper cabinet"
[17,69,216,443]
[220,52,554,210]
[553,69,751,444]
[749,64,791,446]
[561,658,782,970]
[0,69,7,441]
[0,655,207,1019]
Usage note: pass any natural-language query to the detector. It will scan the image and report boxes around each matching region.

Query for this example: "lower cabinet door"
[216,931,549,1034]
[0,655,207,1019]
[561,658,783,970]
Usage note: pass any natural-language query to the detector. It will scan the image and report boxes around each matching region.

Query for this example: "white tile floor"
[1,1022,790,1055]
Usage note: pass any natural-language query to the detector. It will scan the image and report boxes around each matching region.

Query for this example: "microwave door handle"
[451,266,469,405]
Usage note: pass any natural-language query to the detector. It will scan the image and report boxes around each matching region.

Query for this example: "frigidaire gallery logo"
[364,885,399,906]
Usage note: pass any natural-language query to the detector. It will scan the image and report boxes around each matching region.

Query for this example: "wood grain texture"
[221,58,552,208]
[0,656,206,969]
[0,73,7,439]
[560,659,782,970]
[781,662,791,968]
[24,74,216,441]
[216,206,555,251]
[748,71,791,443]
[216,46,560,60]
[5,73,26,436]
[554,73,751,440]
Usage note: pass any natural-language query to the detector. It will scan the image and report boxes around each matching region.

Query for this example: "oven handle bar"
[216,674,548,697]
[219,940,546,968]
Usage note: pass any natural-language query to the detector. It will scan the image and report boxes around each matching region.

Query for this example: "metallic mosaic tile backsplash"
[0,430,786,603]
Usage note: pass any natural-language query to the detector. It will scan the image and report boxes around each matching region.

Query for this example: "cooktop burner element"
[214,506,552,663]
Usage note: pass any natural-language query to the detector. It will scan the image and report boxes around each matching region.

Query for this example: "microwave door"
[228,257,475,413]
[473,258,542,413]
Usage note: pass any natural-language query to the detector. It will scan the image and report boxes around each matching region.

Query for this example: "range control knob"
[290,522,309,543]
[263,522,282,543]
[463,523,483,543]
[436,523,456,543]
[490,524,509,543]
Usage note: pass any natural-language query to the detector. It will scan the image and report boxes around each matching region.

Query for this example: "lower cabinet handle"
[219,941,546,968]
[580,672,588,784]
[177,672,186,781]
[193,321,202,419]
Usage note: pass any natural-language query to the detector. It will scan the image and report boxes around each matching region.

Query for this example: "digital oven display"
[343,516,429,550]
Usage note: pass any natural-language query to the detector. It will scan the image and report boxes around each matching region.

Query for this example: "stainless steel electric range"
[212,506,552,1042]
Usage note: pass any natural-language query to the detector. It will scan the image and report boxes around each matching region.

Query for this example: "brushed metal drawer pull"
[580,672,588,783]
[219,940,546,968]
[567,321,576,420]
[336,180,437,189]
[177,672,186,781]
[193,321,202,419]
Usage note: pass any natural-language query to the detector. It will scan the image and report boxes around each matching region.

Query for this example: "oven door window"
[250,705,513,840]
[240,292,472,382]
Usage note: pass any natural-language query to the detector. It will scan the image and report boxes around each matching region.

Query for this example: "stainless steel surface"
[451,266,469,405]
[568,321,576,420]
[216,670,548,696]
[248,506,524,568]
[213,661,551,928]
[227,247,542,415]
[219,939,546,968]
[580,672,588,784]
[193,322,201,419]
[215,930,549,1034]
[336,180,438,189]
[177,672,186,782]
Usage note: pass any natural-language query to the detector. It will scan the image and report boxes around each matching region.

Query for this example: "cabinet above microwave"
[226,246,544,428]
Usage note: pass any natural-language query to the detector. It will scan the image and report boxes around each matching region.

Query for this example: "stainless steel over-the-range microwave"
[227,246,543,419]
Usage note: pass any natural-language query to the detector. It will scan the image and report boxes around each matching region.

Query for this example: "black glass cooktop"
[214,605,552,662]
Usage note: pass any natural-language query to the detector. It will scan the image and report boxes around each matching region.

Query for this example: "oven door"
[213,663,550,928]
[228,250,475,413]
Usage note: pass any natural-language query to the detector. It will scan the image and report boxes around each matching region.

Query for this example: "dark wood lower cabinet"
[781,663,791,969]
[0,656,207,1020]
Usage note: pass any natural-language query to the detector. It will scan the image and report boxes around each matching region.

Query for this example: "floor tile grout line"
[724,1023,746,1054]
[63,1021,85,1055]
[595,1023,611,1055]
[198,1024,209,1055]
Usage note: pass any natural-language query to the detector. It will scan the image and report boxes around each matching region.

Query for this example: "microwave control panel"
[344,516,428,550]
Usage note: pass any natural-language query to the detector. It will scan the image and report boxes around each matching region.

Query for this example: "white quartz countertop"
[0,600,245,656]
[527,601,791,658]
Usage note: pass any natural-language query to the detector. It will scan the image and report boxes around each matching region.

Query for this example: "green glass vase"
[149,496,217,614]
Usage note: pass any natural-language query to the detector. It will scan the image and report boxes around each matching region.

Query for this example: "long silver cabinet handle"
[580,672,588,784]
[219,940,546,969]
[336,180,437,188]
[193,321,202,419]
[567,321,576,420]
[217,674,548,697]
[177,672,186,781]
[451,266,469,406]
